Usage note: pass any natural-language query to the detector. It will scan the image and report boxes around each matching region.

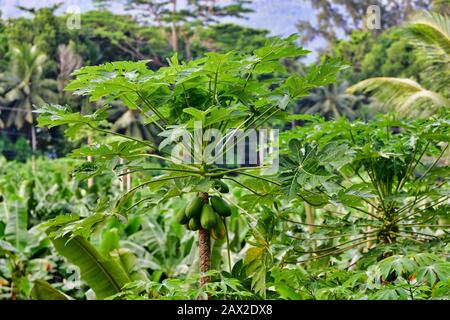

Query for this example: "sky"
[0,0,323,61]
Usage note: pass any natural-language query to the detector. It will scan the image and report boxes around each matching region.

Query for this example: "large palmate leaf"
[50,232,135,299]
[35,104,111,140]
[35,104,109,129]
[279,139,354,201]
[71,140,150,161]
[45,213,108,240]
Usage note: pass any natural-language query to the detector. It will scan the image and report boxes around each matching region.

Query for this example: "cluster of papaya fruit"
[175,181,231,241]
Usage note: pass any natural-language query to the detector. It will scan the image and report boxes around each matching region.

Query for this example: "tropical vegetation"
[0,0,448,301]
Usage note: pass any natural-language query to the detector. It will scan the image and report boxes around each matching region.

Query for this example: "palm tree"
[348,12,449,117]
[57,42,83,104]
[301,81,366,120]
[0,44,57,171]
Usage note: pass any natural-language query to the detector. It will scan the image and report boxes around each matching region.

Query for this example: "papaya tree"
[277,112,449,265]
[35,35,346,299]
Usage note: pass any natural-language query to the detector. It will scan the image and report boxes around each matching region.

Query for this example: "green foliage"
[30,36,346,300]
[0,44,57,129]
[348,12,450,116]
[1,4,449,301]
[244,209,275,298]
[279,113,449,247]
[270,252,450,300]
[4,6,67,58]
[0,135,33,162]
[299,81,366,120]
[198,24,269,55]
[0,156,123,299]
[297,0,429,46]
[112,270,255,300]
[0,8,278,154]
[30,280,71,300]
[332,29,420,84]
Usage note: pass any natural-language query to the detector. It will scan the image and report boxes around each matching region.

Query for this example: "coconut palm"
[348,12,450,117]
[0,44,58,171]
[302,81,366,120]
[0,44,57,129]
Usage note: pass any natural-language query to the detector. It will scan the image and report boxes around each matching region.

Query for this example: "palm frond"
[404,12,450,91]
[431,0,450,15]
[347,77,449,116]
[405,12,450,58]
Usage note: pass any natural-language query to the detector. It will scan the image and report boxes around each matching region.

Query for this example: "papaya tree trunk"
[198,192,210,299]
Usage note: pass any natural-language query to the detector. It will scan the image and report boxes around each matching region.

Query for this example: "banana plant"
[0,190,50,299]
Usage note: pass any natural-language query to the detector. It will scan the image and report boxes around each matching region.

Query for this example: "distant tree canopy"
[0,6,267,70]
[3,6,68,60]
[330,28,421,84]
[92,0,253,53]
[297,0,432,47]
[0,6,272,158]
[320,1,450,84]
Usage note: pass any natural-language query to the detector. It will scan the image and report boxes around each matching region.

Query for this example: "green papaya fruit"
[188,217,201,231]
[200,204,217,229]
[211,218,225,241]
[213,180,229,193]
[175,208,190,225]
[185,196,203,218]
[210,196,231,217]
